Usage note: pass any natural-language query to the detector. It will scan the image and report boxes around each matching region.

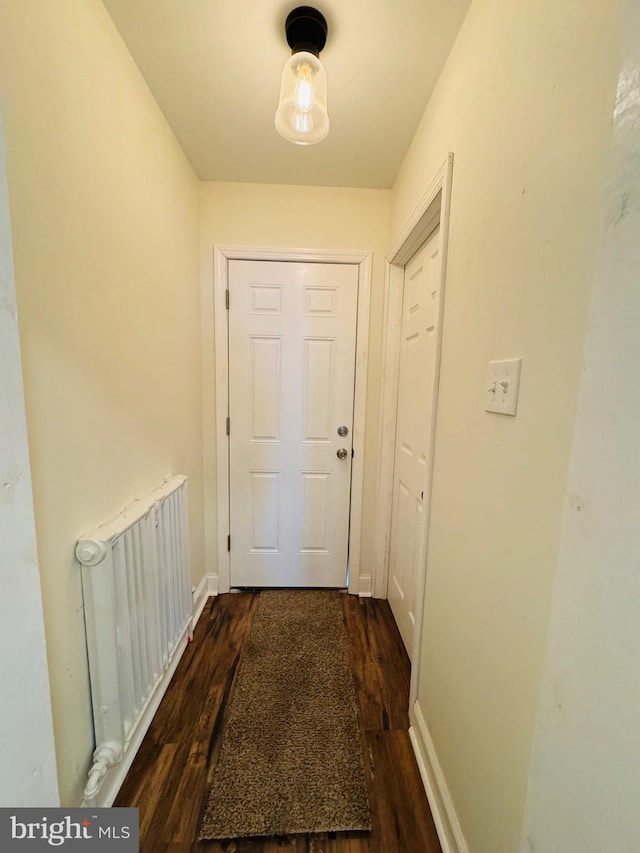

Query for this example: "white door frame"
[374,154,454,706]
[214,246,372,596]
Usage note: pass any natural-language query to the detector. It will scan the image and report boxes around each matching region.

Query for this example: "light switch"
[485,358,522,416]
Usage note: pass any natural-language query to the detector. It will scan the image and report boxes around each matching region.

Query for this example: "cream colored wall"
[522,3,640,848]
[0,112,60,807]
[392,0,622,850]
[0,0,203,806]
[199,182,390,583]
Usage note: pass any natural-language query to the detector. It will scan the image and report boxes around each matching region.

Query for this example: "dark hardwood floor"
[115,592,442,853]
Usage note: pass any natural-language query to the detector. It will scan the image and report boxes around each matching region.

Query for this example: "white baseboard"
[358,574,373,597]
[192,573,219,626]
[207,572,219,596]
[192,575,209,626]
[409,700,469,853]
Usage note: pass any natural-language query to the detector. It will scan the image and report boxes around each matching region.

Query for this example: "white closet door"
[388,226,443,656]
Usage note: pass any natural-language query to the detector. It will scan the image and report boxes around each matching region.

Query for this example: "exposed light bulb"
[294,111,313,134]
[294,63,314,112]
[275,50,329,145]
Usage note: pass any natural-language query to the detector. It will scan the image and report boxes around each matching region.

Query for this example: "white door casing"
[387,228,443,656]
[213,247,372,596]
[228,259,358,587]
[375,153,453,711]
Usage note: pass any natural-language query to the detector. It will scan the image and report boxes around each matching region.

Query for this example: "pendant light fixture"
[274,6,330,145]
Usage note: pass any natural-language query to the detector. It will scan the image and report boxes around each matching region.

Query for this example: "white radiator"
[76,474,192,807]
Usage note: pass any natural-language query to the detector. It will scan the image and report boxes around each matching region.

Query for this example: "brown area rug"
[198,590,371,840]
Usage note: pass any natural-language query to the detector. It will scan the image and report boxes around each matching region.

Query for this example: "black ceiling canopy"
[284,6,328,57]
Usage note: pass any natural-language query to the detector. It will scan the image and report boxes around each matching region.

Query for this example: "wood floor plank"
[367,730,441,853]
[124,743,180,839]
[364,600,411,730]
[191,835,309,852]
[148,594,256,745]
[308,832,371,853]
[114,733,164,805]
[114,591,441,853]
[340,595,386,732]
[341,595,410,732]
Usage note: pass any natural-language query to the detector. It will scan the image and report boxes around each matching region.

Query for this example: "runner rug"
[198,589,371,840]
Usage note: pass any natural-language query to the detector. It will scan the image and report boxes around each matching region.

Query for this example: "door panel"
[250,337,281,440]
[249,472,280,551]
[388,227,442,656]
[228,259,358,588]
[302,472,331,552]
[303,338,335,440]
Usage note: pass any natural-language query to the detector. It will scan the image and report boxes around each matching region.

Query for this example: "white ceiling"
[102,0,471,188]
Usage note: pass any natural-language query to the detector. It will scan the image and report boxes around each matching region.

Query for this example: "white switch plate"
[485,358,522,416]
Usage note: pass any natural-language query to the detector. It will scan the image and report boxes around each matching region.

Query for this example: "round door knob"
[337,448,348,460]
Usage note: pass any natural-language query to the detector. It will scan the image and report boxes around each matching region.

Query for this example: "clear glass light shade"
[275,51,329,145]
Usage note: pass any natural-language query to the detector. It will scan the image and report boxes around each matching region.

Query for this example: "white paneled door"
[228,259,359,587]
[388,226,443,657]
